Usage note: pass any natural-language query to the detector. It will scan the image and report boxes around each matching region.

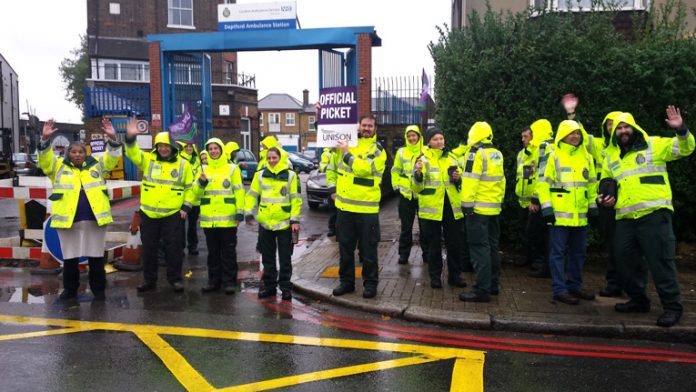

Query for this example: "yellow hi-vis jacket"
[537,120,598,227]
[327,134,387,214]
[460,122,506,216]
[601,112,695,220]
[179,144,202,206]
[319,148,333,173]
[194,138,245,228]
[391,125,424,200]
[125,132,194,219]
[515,119,554,208]
[585,111,622,181]
[39,139,122,228]
[411,147,463,221]
[245,149,302,231]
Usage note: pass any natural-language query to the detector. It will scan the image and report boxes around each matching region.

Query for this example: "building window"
[224,61,235,84]
[109,3,120,15]
[532,0,643,11]
[285,113,295,126]
[308,116,316,131]
[168,0,194,28]
[104,63,119,80]
[259,113,263,127]
[268,113,280,132]
[93,60,150,82]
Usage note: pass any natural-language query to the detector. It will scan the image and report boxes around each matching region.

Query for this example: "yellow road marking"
[0,327,91,341]
[220,355,441,392]
[0,314,485,391]
[135,331,215,392]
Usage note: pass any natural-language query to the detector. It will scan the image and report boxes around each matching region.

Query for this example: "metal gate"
[319,49,345,89]
[162,53,212,150]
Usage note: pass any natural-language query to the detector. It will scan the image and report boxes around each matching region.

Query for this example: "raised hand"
[101,118,116,139]
[562,93,578,114]
[41,119,58,140]
[125,116,140,138]
[665,105,684,130]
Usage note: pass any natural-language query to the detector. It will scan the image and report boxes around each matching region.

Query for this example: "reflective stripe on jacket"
[194,160,245,228]
[332,136,387,214]
[245,167,301,231]
[411,148,463,221]
[460,144,506,215]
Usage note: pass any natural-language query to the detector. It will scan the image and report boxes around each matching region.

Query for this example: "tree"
[59,34,89,115]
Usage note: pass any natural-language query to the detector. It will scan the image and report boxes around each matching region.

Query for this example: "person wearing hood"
[392,125,428,265]
[329,115,387,299]
[591,111,627,298]
[39,118,122,301]
[412,128,467,289]
[459,122,505,303]
[537,120,598,305]
[199,150,209,165]
[125,120,194,293]
[257,135,291,171]
[598,106,694,327]
[245,146,301,300]
[195,138,245,294]
[179,141,202,255]
[517,119,554,278]
[225,141,240,164]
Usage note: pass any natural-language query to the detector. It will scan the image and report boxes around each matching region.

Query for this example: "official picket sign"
[218,2,297,31]
[317,86,358,147]
[89,139,106,154]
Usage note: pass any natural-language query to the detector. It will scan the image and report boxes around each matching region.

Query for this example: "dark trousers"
[203,227,238,287]
[63,257,106,293]
[259,227,293,291]
[182,206,200,251]
[398,194,428,260]
[336,210,380,289]
[422,197,461,283]
[460,219,472,270]
[598,205,621,290]
[548,226,587,296]
[467,213,501,295]
[327,197,337,232]
[526,208,549,272]
[615,209,682,312]
[140,212,184,285]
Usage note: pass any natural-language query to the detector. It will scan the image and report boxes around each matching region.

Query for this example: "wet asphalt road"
[1,174,695,391]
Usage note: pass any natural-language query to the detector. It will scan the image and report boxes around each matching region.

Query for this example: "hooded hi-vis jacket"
[39,139,122,228]
[125,132,194,219]
[391,125,424,200]
[601,112,694,220]
[515,119,554,208]
[537,120,598,227]
[460,122,506,216]
[179,143,202,206]
[411,147,463,221]
[194,138,245,228]
[244,149,302,231]
[586,111,622,180]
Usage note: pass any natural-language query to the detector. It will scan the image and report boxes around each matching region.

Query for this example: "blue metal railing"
[85,86,151,118]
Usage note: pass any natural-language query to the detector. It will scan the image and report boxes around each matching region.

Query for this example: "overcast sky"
[0,0,450,124]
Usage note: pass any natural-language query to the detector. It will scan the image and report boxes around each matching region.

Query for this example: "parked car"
[235,148,258,182]
[12,153,40,176]
[305,150,394,209]
[297,151,319,169]
[287,151,314,173]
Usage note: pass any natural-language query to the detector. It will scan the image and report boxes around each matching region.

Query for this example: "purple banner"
[318,86,358,125]
[169,102,197,144]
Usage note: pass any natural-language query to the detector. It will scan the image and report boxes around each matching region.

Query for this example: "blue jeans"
[548,226,587,296]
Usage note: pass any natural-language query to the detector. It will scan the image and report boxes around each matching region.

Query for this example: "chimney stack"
[302,89,309,108]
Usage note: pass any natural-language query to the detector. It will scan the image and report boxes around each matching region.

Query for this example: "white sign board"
[316,86,358,148]
[218,2,297,31]
[219,105,230,116]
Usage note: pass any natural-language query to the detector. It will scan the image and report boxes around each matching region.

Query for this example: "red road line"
[244,293,696,363]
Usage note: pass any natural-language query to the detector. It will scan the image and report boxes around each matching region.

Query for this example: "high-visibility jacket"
[39,139,122,228]
[460,122,506,216]
[125,132,194,219]
[245,149,302,231]
[538,120,598,227]
[194,138,245,228]
[586,111,622,180]
[601,112,695,220]
[327,135,387,214]
[411,147,463,221]
[391,125,424,200]
[515,119,554,207]
[180,145,202,207]
[319,148,333,173]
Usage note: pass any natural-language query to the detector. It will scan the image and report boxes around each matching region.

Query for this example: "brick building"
[85,0,258,152]
[258,90,317,152]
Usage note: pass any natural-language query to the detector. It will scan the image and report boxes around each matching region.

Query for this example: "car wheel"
[308,201,320,210]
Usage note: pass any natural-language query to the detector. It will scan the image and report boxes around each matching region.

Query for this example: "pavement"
[290,208,696,343]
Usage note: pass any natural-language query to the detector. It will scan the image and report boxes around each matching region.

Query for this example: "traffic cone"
[114,211,142,271]
[30,251,62,275]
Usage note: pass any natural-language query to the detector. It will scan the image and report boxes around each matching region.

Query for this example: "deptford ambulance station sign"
[218,2,297,31]
[317,86,358,148]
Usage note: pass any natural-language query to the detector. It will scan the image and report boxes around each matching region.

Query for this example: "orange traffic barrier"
[30,251,62,275]
[114,211,142,271]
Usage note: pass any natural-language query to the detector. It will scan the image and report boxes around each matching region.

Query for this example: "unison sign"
[218,2,297,32]
[317,86,358,148]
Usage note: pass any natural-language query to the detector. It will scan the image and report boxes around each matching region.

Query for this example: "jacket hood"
[601,111,623,142]
[265,146,290,174]
[179,142,199,163]
[609,112,649,148]
[530,119,553,146]
[204,138,226,167]
[555,120,587,148]
[403,125,423,154]
[261,135,279,150]
[467,122,493,145]
[152,132,180,159]
[451,143,469,158]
